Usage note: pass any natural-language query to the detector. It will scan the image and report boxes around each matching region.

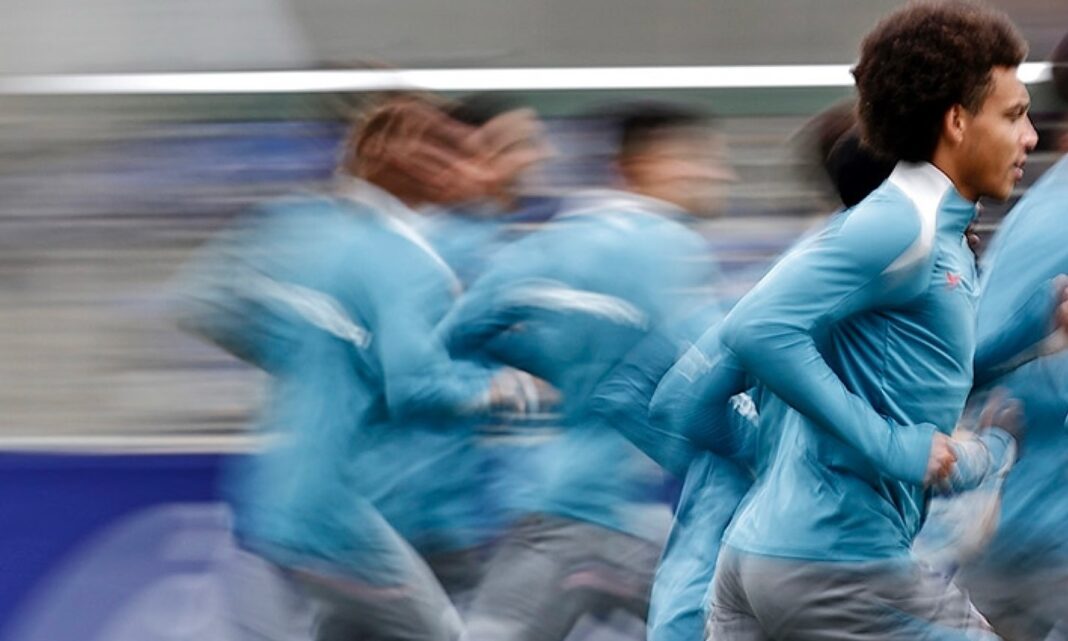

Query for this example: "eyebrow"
[1005,100,1030,115]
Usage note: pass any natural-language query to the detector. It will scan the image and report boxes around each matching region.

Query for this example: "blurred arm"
[974,275,1068,387]
[649,325,758,465]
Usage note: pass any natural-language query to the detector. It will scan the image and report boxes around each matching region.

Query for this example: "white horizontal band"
[0,63,1051,95]
[0,433,266,453]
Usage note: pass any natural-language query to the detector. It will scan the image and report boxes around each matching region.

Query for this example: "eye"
[1006,105,1029,121]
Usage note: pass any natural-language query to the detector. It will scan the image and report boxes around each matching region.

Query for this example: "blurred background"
[0,0,1064,440]
[0,2,1065,639]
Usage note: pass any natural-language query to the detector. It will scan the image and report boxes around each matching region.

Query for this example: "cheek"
[636,166,674,190]
[996,125,1019,156]
[668,163,705,185]
[968,128,1006,177]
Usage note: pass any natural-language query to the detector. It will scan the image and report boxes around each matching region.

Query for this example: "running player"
[641,114,895,641]
[176,94,533,641]
[438,102,731,641]
[953,35,1068,639]
[705,3,1040,638]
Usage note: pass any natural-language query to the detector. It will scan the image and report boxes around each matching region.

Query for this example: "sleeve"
[718,200,938,485]
[369,243,500,421]
[933,428,1017,496]
[437,215,699,358]
[172,218,300,373]
[437,226,653,364]
[587,328,698,477]
[436,234,553,358]
[649,325,759,465]
[974,276,1068,387]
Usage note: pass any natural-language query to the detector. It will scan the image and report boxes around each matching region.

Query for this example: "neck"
[888,161,976,237]
[930,150,978,203]
[351,168,425,209]
[626,185,688,214]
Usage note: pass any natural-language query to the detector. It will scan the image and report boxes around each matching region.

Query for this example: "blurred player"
[377,95,557,604]
[421,94,557,286]
[951,34,1068,641]
[437,102,731,641]
[641,109,895,641]
[176,93,535,641]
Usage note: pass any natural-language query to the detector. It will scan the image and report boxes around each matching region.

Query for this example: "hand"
[529,376,561,412]
[489,368,560,414]
[488,369,526,413]
[975,388,1024,443]
[925,432,958,486]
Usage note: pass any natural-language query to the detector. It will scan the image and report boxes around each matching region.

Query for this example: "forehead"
[981,66,1030,110]
[646,127,725,155]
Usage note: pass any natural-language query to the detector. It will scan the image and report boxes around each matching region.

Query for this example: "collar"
[333,175,423,228]
[335,175,462,293]
[888,162,977,236]
[559,188,689,221]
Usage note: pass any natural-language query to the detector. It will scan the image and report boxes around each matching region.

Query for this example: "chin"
[984,185,1013,202]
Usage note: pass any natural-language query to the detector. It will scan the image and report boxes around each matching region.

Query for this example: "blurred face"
[621,128,736,216]
[956,66,1038,202]
[421,129,498,205]
[469,108,552,203]
[354,100,492,206]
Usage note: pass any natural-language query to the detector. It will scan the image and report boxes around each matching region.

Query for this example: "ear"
[942,104,968,146]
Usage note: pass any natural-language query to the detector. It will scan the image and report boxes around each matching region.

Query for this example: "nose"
[1022,115,1039,152]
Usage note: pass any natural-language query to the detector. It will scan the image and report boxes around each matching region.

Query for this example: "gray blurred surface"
[0,0,1063,74]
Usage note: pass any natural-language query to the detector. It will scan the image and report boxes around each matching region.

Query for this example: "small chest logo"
[945,272,962,289]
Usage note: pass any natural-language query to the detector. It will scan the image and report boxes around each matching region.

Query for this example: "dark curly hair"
[852,1,1027,162]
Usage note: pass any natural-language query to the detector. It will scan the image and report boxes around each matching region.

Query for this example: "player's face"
[629,130,736,216]
[959,66,1038,202]
[354,99,492,205]
[398,114,494,205]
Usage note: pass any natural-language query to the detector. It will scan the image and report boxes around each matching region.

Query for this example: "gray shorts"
[253,526,464,641]
[291,562,464,641]
[425,544,494,612]
[708,547,1000,641]
[224,547,318,641]
[466,514,662,641]
[956,564,1068,641]
[239,499,465,641]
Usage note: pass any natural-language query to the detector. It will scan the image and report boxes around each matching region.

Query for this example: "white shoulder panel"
[883,162,951,275]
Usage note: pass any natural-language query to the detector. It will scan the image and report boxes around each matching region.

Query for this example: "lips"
[1012,158,1027,181]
